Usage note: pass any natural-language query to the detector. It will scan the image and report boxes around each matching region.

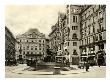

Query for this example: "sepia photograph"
[5,5,106,78]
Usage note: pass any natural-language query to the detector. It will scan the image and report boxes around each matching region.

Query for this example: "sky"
[5,5,66,37]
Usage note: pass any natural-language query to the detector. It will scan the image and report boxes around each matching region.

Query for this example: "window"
[39,40,41,42]
[99,11,103,18]
[73,42,77,46]
[99,23,103,30]
[75,26,78,30]
[73,16,77,22]
[93,17,94,23]
[76,16,77,22]
[88,11,90,15]
[85,22,87,27]
[89,27,90,34]
[39,52,41,54]
[73,16,75,22]
[72,26,78,30]
[31,46,33,50]
[95,35,98,41]
[68,42,69,46]
[31,52,33,54]
[23,51,25,54]
[91,46,95,51]
[35,46,37,50]
[85,13,86,19]
[39,48,41,50]
[84,48,86,52]
[39,44,41,47]
[72,26,74,30]
[93,26,95,33]
[20,39,21,42]
[85,39,87,44]
[82,40,83,45]
[99,44,104,50]
[43,40,44,43]
[72,33,77,39]
[27,51,29,54]
[23,47,25,50]
[27,46,29,50]
[99,34,102,40]
[89,38,90,43]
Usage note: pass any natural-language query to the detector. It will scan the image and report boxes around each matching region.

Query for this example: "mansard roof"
[16,28,45,39]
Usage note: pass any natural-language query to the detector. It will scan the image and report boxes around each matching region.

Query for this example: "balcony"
[81,54,87,56]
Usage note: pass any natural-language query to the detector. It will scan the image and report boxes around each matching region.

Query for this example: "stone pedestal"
[53,67,61,75]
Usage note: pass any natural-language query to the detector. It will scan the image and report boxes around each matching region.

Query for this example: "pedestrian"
[64,49,70,67]
[85,60,89,72]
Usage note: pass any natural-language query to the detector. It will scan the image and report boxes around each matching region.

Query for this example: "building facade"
[49,23,61,55]
[63,5,81,65]
[49,5,106,66]
[79,5,106,66]
[56,6,81,65]
[5,26,16,66]
[15,29,47,63]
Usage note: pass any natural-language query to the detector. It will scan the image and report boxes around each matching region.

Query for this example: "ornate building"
[15,28,47,63]
[49,5,106,66]
[63,5,81,65]
[79,5,106,66]
[49,22,61,55]
[5,26,16,66]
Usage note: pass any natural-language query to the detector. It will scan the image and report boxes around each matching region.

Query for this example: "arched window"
[99,33,102,40]
[31,46,33,50]
[35,46,37,50]
[72,33,77,39]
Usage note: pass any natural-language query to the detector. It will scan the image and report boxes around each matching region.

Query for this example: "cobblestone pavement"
[5,64,106,78]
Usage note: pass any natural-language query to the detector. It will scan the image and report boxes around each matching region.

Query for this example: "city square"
[5,5,106,78]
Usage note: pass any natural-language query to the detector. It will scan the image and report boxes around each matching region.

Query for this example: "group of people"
[63,49,90,72]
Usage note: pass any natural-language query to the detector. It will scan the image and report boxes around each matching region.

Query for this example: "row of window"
[24,46,45,50]
[59,41,77,50]
[19,39,45,43]
[82,22,105,37]
[82,11,104,31]
[18,45,45,50]
[82,44,104,52]
[66,42,77,46]
[82,5,103,21]
[23,51,44,55]
[72,26,78,30]
[81,33,103,45]
[73,16,78,23]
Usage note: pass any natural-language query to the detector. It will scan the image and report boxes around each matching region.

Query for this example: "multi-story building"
[57,6,81,65]
[57,12,67,56]
[50,6,81,65]
[79,5,106,66]
[49,23,61,55]
[59,5,81,65]
[49,5,106,66]
[5,26,16,66]
[15,28,47,63]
